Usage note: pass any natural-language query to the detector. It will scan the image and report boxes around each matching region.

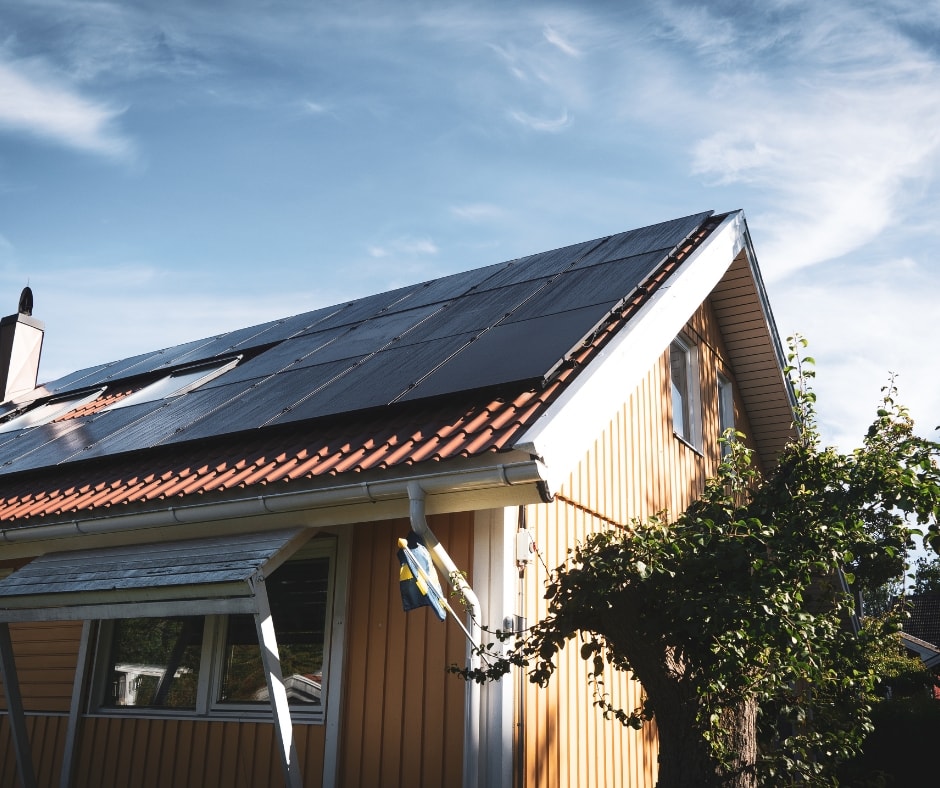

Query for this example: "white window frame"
[669,335,701,450]
[89,536,337,724]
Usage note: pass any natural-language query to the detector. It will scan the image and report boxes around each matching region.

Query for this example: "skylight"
[106,358,239,411]
[0,389,106,434]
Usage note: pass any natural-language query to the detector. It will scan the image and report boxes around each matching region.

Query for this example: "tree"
[910,554,940,594]
[455,341,940,787]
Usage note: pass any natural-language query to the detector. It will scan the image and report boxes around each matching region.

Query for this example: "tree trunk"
[642,672,758,788]
[603,625,759,788]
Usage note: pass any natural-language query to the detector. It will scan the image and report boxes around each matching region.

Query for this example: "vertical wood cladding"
[0,515,471,788]
[339,513,471,788]
[0,621,83,712]
[521,298,758,788]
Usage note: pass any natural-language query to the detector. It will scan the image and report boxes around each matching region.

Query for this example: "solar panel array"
[0,212,712,476]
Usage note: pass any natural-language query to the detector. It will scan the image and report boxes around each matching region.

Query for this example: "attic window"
[106,357,239,411]
[717,372,735,456]
[0,389,105,434]
[670,335,700,449]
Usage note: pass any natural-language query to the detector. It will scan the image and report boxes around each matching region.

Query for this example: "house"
[901,593,940,696]
[0,210,794,788]
[904,593,940,651]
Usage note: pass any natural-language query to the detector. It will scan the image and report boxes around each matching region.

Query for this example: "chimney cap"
[18,286,33,316]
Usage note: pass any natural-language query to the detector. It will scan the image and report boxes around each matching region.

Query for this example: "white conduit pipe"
[407,481,481,788]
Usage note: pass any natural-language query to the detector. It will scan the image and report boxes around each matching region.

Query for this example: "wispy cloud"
[0,59,133,159]
[450,203,505,221]
[671,1,940,278]
[771,252,940,450]
[510,108,571,132]
[543,25,581,57]
[368,236,439,258]
[300,100,329,114]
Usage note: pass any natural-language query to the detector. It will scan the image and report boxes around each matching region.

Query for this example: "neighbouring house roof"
[904,593,940,649]
[900,632,940,671]
[0,210,794,537]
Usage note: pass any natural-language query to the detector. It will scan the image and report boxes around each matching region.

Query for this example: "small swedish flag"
[397,531,446,621]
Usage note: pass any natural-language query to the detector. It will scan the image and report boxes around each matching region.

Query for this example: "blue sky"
[0,0,939,453]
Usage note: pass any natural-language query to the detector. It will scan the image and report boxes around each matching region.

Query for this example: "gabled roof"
[900,632,940,670]
[0,210,794,540]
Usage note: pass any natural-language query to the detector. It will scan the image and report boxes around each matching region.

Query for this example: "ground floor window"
[94,537,335,719]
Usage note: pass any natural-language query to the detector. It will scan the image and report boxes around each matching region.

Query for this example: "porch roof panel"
[0,527,308,621]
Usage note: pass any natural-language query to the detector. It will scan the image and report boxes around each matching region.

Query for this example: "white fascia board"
[514,211,747,496]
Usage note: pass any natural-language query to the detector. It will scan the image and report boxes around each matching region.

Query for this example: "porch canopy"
[0,528,311,788]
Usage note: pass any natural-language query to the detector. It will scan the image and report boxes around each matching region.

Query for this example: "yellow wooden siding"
[339,513,471,788]
[521,299,759,788]
[0,714,68,787]
[48,717,323,788]
[0,515,473,788]
[0,621,83,712]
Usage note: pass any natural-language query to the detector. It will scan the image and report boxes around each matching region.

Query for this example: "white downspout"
[407,481,481,788]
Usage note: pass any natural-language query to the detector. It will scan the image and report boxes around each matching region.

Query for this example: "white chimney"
[0,287,44,402]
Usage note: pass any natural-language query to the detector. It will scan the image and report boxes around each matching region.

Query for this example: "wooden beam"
[0,596,258,623]
[60,620,93,788]
[0,623,36,788]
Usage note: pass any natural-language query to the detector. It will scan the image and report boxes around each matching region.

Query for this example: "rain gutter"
[0,459,548,546]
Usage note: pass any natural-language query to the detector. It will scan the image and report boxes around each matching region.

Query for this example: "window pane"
[718,374,735,456]
[670,341,690,440]
[104,617,204,708]
[219,557,330,706]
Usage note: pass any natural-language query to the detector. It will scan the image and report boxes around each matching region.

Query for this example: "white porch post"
[473,508,517,788]
[0,622,37,788]
[251,574,303,788]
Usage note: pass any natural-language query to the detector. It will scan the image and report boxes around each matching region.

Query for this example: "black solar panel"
[399,304,613,401]
[0,421,85,472]
[469,238,603,292]
[69,383,259,460]
[269,332,478,425]
[381,263,505,312]
[157,358,366,444]
[197,326,351,389]
[389,280,553,347]
[0,402,166,472]
[505,250,665,324]
[42,362,118,395]
[572,212,711,269]
[0,212,713,474]
[288,303,446,366]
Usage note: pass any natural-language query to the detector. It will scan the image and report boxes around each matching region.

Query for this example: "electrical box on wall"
[516,529,535,565]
